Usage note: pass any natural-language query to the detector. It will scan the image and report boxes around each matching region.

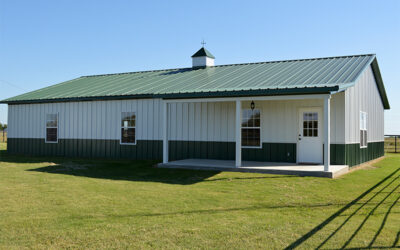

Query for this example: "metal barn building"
[1,48,390,176]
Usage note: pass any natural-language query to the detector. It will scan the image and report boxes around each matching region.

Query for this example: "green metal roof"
[191,47,215,58]
[1,54,390,109]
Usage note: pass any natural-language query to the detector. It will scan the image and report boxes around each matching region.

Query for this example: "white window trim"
[120,112,137,145]
[241,108,262,149]
[360,111,368,148]
[45,113,59,144]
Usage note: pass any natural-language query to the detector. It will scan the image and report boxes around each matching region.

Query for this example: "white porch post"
[235,100,242,168]
[163,101,168,164]
[324,95,331,171]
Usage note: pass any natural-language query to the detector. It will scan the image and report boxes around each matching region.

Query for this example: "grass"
[0,131,6,143]
[0,142,399,249]
[385,136,400,153]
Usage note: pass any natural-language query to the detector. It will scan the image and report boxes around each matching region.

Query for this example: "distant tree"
[0,122,3,130]
[3,124,6,130]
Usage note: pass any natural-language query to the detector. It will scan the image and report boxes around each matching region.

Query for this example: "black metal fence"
[384,135,400,153]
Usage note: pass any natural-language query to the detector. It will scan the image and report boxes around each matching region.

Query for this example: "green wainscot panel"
[344,141,384,167]
[6,139,384,167]
[7,138,163,160]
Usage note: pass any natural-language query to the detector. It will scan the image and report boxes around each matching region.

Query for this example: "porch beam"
[324,95,331,171]
[235,100,242,168]
[164,94,330,104]
[163,101,168,163]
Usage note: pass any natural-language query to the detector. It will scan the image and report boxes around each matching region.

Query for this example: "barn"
[1,47,390,176]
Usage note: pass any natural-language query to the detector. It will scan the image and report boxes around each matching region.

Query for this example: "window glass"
[242,109,261,147]
[121,128,135,144]
[46,128,57,142]
[46,113,58,143]
[360,112,368,148]
[302,112,318,137]
[121,112,136,144]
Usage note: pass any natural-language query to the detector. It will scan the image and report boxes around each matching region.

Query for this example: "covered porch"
[158,159,349,178]
[160,94,349,178]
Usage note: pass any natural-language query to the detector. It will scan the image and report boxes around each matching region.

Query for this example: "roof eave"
[370,58,390,109]
[159,86,338,99]
[1,86,339,104]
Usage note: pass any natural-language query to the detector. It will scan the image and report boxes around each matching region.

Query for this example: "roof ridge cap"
[212,54,376,68]
[80,54,376,77]
[82,66,193,78]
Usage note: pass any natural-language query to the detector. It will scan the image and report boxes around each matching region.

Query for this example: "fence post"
[396,136,397,153]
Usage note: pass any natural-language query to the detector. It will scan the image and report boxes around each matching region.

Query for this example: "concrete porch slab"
[158,159,349,178]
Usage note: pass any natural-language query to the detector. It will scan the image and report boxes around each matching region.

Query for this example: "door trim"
[296,106,323,164]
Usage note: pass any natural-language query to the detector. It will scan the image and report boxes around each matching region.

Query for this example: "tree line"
[0,123,7,131]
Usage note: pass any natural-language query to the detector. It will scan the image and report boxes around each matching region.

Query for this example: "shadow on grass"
[1,149,294,185]
[27,162,296,185]
[27,163,222,185]
[285,167,400,249]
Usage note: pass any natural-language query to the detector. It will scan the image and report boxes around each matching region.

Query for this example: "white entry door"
[298,108,323,164]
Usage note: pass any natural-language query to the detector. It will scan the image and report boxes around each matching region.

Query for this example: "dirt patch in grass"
[348,156,384,173]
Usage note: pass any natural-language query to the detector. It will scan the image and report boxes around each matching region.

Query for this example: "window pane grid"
[360,112,368,148]
[121,112,136,144]
[46,113,58,142]
[302,112,318,137]
[242,109,261,147]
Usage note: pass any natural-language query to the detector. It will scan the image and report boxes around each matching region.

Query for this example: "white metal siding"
[8,99,164,141]
[192,56,215,67]
[345,65,385,143]
[8,95,345,144]
[168,97,344,143]
[168,102,236,142]
[242,95,344,144]
[331,92,346,144]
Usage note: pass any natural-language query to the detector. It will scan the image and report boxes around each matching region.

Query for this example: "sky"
[0,0,399,133]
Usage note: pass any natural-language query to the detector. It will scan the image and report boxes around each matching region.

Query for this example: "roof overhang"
[1,86,339,105]
[159,86,338,99]
[329,56,390,110]
[370,58,390,109]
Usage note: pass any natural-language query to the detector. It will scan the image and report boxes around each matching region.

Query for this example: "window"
[360,111,368,148]
[242,109,261,147]
[303,112,319,137]
[46,113,58,143]
[121,112,136,144]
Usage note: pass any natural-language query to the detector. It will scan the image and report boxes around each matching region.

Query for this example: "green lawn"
[385,136,400,153]
[0,132,6,143]
[0,142,399,249]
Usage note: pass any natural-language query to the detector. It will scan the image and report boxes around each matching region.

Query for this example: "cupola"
[191,47,215,68]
